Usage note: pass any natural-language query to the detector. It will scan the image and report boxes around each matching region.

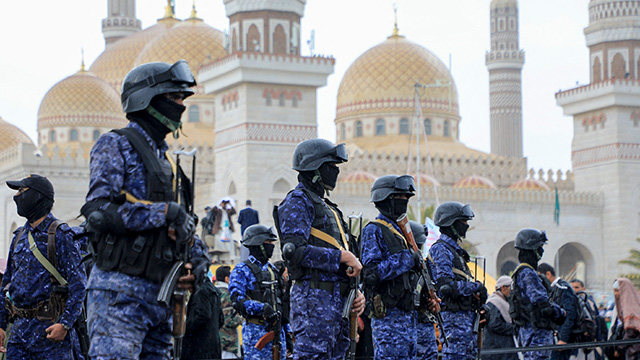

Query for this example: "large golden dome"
[90,18,181,93]
[38,69,126,130]
[0,117,34,152]
[336,34,458,117]
[134,18,226,73]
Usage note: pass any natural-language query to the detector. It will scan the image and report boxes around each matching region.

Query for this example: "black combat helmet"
[121,60,196,113]
[409,220,428,247]
[242,224,277,247]
[514,229,548,251]
[370,175,416,202]
[292,139,348,172]
[433,202,474,227]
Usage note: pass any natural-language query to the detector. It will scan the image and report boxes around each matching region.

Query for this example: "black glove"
[262,303,278,323]
[553,308,567,325]
[475,282,488,304]
[362,266,379,286]
[166,202,195,243]
[412,251,424,270]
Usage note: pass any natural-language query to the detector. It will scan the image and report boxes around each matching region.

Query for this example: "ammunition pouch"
[368,271,418,314]
[5,289,67,322]
[531,301,557,330]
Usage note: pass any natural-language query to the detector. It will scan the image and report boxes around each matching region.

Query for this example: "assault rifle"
[254,279,282,360]
[157,148,197,360]
[342,212,363,360]
[396,214,448,346]
[473,256,487,360]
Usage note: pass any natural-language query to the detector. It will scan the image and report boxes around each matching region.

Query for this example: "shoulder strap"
[47,220,62,271]
[27,224,67,286]
[371,220,408,254]
[113,128,163,176]
[434,239,472,280]
[299,188,348,251]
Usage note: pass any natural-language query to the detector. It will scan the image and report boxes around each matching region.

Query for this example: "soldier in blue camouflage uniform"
[361,175,421,359]
[0,174,87,359]
[230,224,290,360]
[428,202,487,360]
[276,139,365,360]
[411,221,439,360]
[510,229,566,360]
[82,60,208,359]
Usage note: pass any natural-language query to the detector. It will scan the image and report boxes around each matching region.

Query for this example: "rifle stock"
[396,214,448,346]
[255,330,275,351]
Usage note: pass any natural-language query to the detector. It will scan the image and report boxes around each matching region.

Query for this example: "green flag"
[554,187,560,225]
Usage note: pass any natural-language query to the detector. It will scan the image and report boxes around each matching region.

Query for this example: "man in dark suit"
[237,200,259,236]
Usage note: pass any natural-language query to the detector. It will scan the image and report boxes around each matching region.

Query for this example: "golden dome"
[90,19,181,93]
[38,70,126,131]
[336,35,458,117]
[509,179,550,191]
[134,18,226,73]
[413,174,440,187]
[341,171,377,184]
[0,117,34,151]
[453,175,497,189]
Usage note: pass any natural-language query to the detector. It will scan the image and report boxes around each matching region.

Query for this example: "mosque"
[0,0,638,293]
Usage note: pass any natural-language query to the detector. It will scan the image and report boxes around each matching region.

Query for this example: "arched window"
[188,105,200,122]
[593,57,602,83]
[279,93,285,106]
[292,95,298,108]
[612,53,626,79]
[375,118,385,136]
[247,24,260,52]
[93,130,101,141]
[273,24,286,54]
[340,123,346,140]
[399,118,410,134]
[424,119,432,135]
[355,121,363,137]
[444,120,450,137]
[49,130,56,143]
[69,129,78,141]
[266,93,272,106]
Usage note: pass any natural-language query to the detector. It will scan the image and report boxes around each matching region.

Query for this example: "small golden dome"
[134,18,226,73]
[341,171,377,184]
[336,35,458,117]
[0,117,34,151]
[38,70,126,131]
[90,19,181,93]
[509,179,550,191]
[453,175,496,189]
[413,174,440,187]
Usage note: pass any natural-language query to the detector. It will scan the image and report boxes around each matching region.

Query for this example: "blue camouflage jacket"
[0,213,87,330]
[86,122,206,303]
[429,235,481,298]
[514,265,563,321]
[277,182,345,283]
[361,214,414,282]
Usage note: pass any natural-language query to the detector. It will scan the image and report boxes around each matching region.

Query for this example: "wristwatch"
[61,323,71,331]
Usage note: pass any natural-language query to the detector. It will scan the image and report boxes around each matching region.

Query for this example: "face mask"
[14,190,52,223]
[389,198,409,219]
[536,247,544,260]
[263,243,275,259]
[317,163,340,191]
[146,95,186,138]
[453,221,469,239]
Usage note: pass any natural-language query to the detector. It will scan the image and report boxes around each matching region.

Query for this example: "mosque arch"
[399,118,410,134]
[593,57,602,82]
[554,242,594,285]
[273,24,286,54]
[355,120,363,137]
[272,178,290,193]
[247,24,260,52]
[497,241,519,276]
[69,129,79,141]
[228,181,237,196]
[611,53,626,79]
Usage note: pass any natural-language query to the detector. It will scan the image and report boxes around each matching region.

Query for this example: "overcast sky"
[0,0,589,174]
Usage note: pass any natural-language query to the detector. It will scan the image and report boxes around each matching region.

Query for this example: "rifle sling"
[27,220,67,286]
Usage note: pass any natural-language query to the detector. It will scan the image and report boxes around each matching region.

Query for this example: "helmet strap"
[450,225,464,242]
[146,105,182,139]
[313,169,331,197]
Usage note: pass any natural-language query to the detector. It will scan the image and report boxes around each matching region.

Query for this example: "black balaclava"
[441,220,469,242]
[128,95,187,144]
[299,172,325,197]
[375,197,409,221]
[317,163,340,191]
[14,189,53,224]
[518,249,540,269]
[248,244,274,264]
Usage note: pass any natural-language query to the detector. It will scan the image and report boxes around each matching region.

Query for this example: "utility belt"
[292,279,350,298]
[367,271,418,317]
[5,291,67,322]
[246,317,266,326]
[441,295,477,312]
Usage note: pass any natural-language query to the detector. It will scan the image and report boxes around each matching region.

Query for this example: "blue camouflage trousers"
[371,307,417,359]
[86,289,172,360]
[242,322,287,360]
[518,323,553,360]
[441,310,476,360]
[416,320,438,360]
[290,281,349,360]
[6,317,75,360]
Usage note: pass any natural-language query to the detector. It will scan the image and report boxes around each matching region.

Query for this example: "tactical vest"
[509,263,555,330]
[242,261,285,318]
[284,187,350,282]
[433,240,475,312]
[91,127,189,283]
[366,221,417,313]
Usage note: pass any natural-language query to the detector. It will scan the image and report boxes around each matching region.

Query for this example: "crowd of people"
[1,59,639,360]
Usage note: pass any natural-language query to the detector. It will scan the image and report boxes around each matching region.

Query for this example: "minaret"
[102,0,141,48]
[556,0,640,289]
[486,0,525,158]
[198,0,334,230]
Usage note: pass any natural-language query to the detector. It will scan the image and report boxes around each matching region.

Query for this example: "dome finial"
[189,0,199,19]
[80,47,86,72]
[164,0,176,19]
[392,3,400,36]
